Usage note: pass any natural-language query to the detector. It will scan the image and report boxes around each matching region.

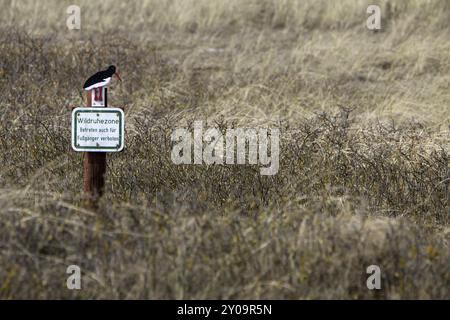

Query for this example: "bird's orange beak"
[114,71,122,82]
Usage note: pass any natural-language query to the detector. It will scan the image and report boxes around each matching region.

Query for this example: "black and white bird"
[83,65,122,91]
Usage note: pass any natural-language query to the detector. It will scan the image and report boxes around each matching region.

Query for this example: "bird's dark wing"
[83,70,108,89]
[83,72,99,89]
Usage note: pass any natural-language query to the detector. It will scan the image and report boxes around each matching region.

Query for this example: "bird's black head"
[107,65,116,76]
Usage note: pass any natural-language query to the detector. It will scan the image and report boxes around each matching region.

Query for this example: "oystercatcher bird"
[83,65,122,91]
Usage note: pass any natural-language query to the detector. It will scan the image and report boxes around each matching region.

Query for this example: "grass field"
[0,0,449,299]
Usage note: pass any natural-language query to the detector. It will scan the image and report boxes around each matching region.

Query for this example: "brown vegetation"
[0,0,448,299]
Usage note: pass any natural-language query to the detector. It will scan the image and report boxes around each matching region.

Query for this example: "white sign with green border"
[72,107,124,152]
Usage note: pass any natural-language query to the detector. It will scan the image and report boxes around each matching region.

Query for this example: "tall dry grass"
[0,0,448,299]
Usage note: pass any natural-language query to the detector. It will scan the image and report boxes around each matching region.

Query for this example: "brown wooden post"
[83,88,107,209]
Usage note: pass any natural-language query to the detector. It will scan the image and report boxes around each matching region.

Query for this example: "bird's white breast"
[84,77,112,91]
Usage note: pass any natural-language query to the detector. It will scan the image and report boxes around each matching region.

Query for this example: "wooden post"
[83,88,107,209]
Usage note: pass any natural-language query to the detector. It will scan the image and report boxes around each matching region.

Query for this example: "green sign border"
[73,109,123,151]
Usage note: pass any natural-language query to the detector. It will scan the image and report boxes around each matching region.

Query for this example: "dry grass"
[0,0,448,299]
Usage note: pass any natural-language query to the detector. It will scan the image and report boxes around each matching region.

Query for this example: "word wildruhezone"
[76,118,120,125]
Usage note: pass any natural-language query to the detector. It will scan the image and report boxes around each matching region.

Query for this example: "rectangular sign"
[72,107,124,152]
[91,87,106,107]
